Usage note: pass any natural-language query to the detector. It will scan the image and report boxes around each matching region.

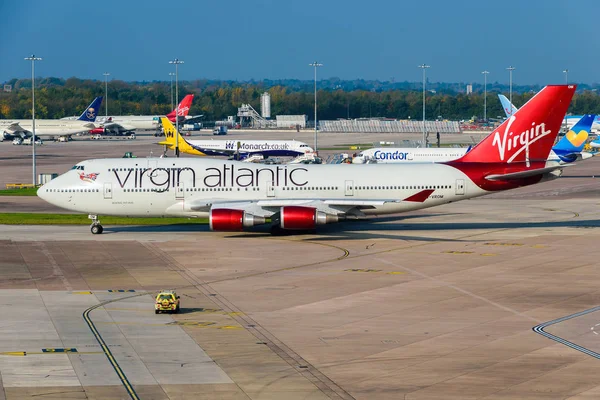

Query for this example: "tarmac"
[1,133,600,399]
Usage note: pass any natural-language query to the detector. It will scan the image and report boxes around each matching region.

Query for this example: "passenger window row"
[352,185,451,190]
[44,188,99,193]
[282,186,339,191]
[183,187,260,192]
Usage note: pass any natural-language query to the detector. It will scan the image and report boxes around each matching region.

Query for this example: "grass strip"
[0,213,208,225]
[0,187,39,196]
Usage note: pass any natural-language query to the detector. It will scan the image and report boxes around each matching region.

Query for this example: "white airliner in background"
[158,118,314,159]
[97,94,196,134]
[1,96,102,140]
[37,85,575,235]
[352,147,469,163]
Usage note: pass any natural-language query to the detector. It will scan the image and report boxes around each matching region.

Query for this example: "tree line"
[1,77,599,122]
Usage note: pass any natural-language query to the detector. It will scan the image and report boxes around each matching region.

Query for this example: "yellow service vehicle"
[155,290,180,314]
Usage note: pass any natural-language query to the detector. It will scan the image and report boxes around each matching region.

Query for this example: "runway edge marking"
[533,305,600,359]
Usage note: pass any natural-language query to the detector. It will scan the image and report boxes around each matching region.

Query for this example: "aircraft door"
[455,179,465,195]
[345,180,354,196]
[176,182,184,200]
[103,183,112,199]
[266,182,275,197]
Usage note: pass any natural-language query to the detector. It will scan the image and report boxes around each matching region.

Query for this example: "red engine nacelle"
[209,209,266,231]
[279,206,338,230]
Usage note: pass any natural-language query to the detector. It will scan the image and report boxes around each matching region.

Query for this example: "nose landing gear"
[89,214,103,234]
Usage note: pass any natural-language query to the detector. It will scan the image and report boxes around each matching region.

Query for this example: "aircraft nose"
[37,178,59,206]
[37,183,49,202]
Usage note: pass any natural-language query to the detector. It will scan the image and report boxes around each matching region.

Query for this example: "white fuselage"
[183,139,314,157]
[353,148,469,163]
[98,116,161,132]
[0,119,96,137]
[38,157,489,219]
[353,147,570,165]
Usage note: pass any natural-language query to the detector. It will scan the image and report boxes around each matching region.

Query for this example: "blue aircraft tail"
[77,96,103,122]
[498,94,518,118]
[553,114,595,159]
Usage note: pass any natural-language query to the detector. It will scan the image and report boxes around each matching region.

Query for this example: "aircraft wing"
[256,199,400,209]
[3,122,27,134]
[183,115,204,124]
[102,122,136,132]
[180,190,435,214]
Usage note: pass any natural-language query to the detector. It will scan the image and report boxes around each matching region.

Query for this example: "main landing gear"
[89,214,103,234]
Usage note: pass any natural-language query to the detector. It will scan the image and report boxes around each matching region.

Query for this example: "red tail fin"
[457,85,576,164]
[166,94,194,121]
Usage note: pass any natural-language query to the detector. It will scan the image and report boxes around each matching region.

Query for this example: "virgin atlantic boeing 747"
[38,85,576,234]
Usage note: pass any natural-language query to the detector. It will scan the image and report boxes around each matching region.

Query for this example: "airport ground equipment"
[155,290,180,314]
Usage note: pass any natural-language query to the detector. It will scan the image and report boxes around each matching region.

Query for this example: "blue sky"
[0,0,595,84]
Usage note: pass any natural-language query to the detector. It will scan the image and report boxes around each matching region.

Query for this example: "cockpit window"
[71,165,85,171]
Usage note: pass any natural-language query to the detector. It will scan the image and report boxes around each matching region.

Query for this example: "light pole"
[102,72,110,117]
[506,66,516,111]
[481,70,489,121]
[563,69,569,133]
[25,55,42,186]
[168,72,175,111]
[418,64,430,147]
[169,58,184,157]
[309,61,323,153]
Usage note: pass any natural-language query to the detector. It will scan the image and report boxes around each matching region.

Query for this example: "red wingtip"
[403,189,435,202]
[456,85,576,164]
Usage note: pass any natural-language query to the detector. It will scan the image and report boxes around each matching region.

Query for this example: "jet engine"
[209,209,266,231]
[279,206,338,230]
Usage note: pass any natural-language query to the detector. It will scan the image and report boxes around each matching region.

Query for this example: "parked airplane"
[2,97,103,141]
[498,94,595,162]
[37,85,575,235]
[95,94,195,135]
[158,118,314,158]
[352,147,470,164]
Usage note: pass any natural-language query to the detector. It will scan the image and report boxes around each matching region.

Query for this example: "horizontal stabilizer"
[485,165,571,181]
